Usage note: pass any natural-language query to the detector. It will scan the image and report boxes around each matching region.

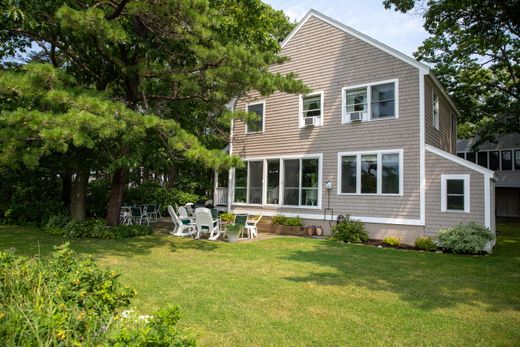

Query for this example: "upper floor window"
[432,92,439,130]
[338,150,402,195]
[342,80,398,123]
[246,101,264,133]
[300,92,323,127]
[451,112,457,136]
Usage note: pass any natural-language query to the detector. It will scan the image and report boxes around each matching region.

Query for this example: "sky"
[264,0,429,58]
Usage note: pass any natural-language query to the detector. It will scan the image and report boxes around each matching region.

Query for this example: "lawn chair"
[131,206,149,226]
[146,204,158,222]
[185,203,195,216]
[178,206,191,221]
[194,207,220,240]
[155,204,161,219]
[120,206,132,225]
[246,213,262,239]
[167,205,196,237]
[234,214,248,239]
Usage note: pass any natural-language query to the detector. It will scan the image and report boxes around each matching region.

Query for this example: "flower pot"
[315,226,323,236]
[227,233,239,243]
[306,226,315,236]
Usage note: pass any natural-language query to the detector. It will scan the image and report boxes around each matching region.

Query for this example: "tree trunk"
[106,168,126,226]
[166,164,178,189]
[70,169,89,220]
[61,171,72,209]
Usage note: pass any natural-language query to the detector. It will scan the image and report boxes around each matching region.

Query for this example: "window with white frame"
[246,102,264,133]
[451,112,457,136]
[441,174,470,212]
[342,80,397,123]
[233,156,321,208]
[300,92,323,127]
[338,150,402,195]
[432,92,439,130]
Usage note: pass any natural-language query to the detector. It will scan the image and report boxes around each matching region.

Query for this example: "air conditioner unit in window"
[349,112,364,122]
[304,116,320,127]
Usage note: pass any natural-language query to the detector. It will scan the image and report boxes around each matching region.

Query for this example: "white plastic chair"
[246,213,262,239]
[185,203,195,217]
[194,207,220,240]
[168,205,196,237]
[178,206,191,221]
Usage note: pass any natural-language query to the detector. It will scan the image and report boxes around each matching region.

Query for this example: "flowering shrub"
[331,217,368,243]
[415,236,437,251]
[438,222,495,254]
[0,244,195,346]
[383,236,400,246]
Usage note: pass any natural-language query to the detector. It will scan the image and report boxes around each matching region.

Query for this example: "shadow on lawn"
[282,226,520,313]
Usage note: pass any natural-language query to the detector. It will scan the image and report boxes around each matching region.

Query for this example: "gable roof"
[281,9,460,115]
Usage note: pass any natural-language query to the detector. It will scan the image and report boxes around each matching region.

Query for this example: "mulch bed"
[365,239,417,250]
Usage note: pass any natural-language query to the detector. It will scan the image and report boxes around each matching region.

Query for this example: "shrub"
[415,236,437,251]
[220,212,235,222]
[437,222,495,254]
[331,217,368,243]
[43,218,153,239]
[225,223,242,235]
[0,244,194,346]
[383,236,400,246]
[272,215,304,226]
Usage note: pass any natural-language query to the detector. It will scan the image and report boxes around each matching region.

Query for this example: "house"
[457,133,520,220]
[215,10,496,245]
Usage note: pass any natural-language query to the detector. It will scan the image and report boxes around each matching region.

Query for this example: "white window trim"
[341,79,399,124]
[299,91,324,128]
[245,100,266,134]
[441,174,470,213]
[232,153,323,209]
[432,92,439,130]
[337,149,404,196]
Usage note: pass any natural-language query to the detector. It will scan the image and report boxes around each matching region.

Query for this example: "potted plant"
[225,223,242,243]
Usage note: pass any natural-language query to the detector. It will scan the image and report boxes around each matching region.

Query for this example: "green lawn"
[1,224,519,346]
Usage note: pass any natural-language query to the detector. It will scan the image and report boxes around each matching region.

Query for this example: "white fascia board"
[426,144,496,176]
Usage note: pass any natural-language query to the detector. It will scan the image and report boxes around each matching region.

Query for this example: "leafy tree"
[1,0,307,224]
[0,63,240,221]
[384,0,519,143]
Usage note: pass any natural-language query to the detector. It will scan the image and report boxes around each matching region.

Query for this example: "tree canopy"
[384,0,519,143]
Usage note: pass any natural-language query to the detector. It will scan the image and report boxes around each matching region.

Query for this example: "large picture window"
[246,102,264,133]
[441,174,470,213]
[233,156,321,208]
[266,160,280,204]
[338,150,402,195]
[248,161,263,204]
[342,80,397,123]
[501,150,512,170]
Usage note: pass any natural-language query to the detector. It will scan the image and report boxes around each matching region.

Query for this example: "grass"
[1,223,519,346]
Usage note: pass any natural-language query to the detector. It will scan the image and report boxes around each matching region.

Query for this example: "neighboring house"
[215,10,495,245]
[457,134,520,219]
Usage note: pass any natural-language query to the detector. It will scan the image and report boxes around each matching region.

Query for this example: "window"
[457,152,465,159]
[248,161,263,204]
[432,92,439,130]
[338,150,402,195]
[283,159,300,206]
[340,155,357,193]
[371,83,395,119]
[361,154,377,194]
[501,150,512,170]
[342,80,397,123]
[300,92,323,127]
[382,153,400,194]
[515,150,520,170]
[441,175,470,213]
[451,112,457,136]
[234,166,247,203]
[489,151,500,170]
[266,160,280,204]
[466,151,476,163]
[301,159,319,206]
[477,151,488,168]
[246,102,264,133]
